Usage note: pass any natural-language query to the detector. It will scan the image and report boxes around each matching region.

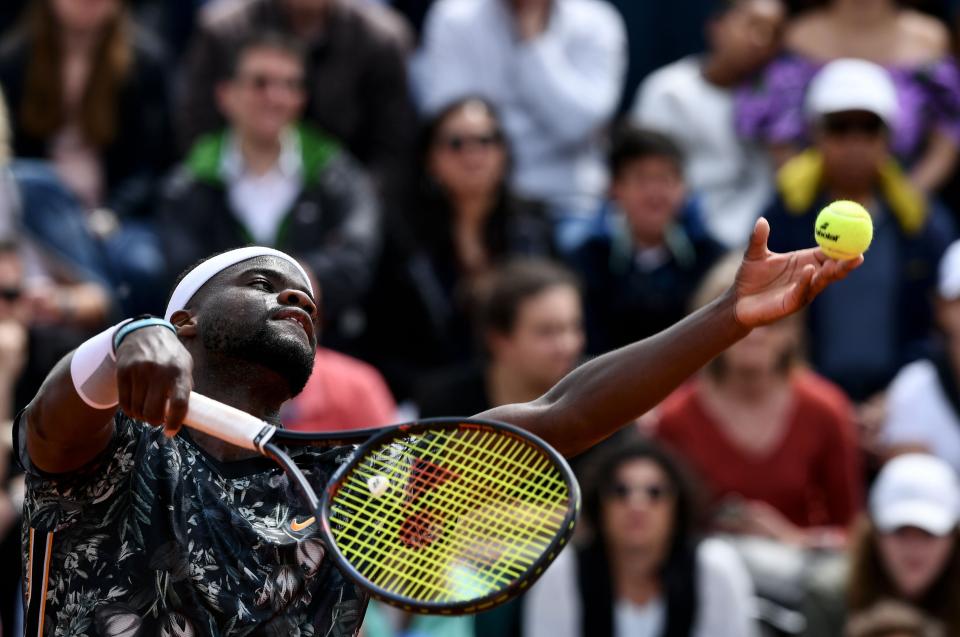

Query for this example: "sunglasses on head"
[605,482,673,503]
[821,114,886,137]
[437,132,503,152]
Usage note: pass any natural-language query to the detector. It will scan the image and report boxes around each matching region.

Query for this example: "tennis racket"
[183,391,580,615]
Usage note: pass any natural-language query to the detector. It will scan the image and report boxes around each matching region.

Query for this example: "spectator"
[655,253,862,547]
[0,89,113,633]
[282,347,396,431]
[763,58,955,400]
[417,258,583,417]
[414,0,627,226]
[178,0,416,202]
[523,439,758,637]
[845,600,945,637]
[803,454,960,635]
[0,0,173,218]
[572,127,725,355]
[0,0,174,315]
[358,258,585,637]
[158,32,381,326]
[0,89,112,402]
[606,0,717,116]
[631,0,785,248]
[881,239,960,472]
[361,98,556,399]
[736,0,960,194]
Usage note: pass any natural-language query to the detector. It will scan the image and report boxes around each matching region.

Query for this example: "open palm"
[734,218,862,328]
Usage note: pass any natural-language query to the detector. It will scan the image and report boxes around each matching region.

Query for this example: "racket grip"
[183,391,277,454]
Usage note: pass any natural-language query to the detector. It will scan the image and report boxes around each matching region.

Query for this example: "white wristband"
[70,321,125,409]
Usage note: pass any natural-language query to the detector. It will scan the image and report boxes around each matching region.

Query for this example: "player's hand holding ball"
[814,200,874,260]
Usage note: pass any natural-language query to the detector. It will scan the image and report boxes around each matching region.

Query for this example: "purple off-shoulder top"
[735,53,960,164]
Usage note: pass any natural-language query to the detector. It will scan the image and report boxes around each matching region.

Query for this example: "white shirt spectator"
[632,56,772,248]
[414,0,626,217]
[222,128,302,245]
[882,358,960,473]
[523,538,758,637]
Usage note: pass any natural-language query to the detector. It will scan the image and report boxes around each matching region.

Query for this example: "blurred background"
[7,0,960,635]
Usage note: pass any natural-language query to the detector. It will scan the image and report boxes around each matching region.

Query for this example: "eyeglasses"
[821,114,886,137]
[605,482,673,504]
[437,132,504,152]
[236,72,305,94]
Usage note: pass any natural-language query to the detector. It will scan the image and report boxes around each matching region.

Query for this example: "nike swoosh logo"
[291,516,317,532]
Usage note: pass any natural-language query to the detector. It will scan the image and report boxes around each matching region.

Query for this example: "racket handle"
[183,391,278,454]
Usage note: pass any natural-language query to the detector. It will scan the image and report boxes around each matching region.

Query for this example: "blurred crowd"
[7,0,960,635]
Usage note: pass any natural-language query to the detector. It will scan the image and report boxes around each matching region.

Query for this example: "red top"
[654,369,862,528]
[282,348,397,431]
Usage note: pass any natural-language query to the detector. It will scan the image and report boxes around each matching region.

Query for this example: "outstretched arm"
[478,219,861,457]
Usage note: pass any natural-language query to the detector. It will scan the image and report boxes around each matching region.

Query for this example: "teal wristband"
[113,317,177,352]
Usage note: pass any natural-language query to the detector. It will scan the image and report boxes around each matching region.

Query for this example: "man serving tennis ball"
[17,222,859,635]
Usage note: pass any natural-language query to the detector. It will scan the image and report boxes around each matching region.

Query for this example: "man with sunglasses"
[762,58,957,401]
[158,32,381,338]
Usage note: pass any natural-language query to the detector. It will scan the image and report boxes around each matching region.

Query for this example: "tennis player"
[17,220,859,635]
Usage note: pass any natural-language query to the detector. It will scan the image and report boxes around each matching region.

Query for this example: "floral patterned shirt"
[18,412,368,636]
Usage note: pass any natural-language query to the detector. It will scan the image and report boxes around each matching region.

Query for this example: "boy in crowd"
[572,127,725,354]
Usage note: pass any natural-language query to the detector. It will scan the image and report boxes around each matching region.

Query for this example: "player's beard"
[201,311,315,396]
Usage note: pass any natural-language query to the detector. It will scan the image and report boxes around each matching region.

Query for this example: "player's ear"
[170,310,198,338]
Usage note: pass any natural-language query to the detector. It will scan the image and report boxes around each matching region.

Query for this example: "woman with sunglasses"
[523,438,758,637]
[360,96,557,399]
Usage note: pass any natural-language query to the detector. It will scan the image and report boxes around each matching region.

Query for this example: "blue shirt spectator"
[571,127,725,354]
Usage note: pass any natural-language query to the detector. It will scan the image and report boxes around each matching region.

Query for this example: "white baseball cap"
[870,454,960,536]
[806,58,899,129]
[938,239,960,301]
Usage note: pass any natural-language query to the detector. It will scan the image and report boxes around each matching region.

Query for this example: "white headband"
[164,247,314,320]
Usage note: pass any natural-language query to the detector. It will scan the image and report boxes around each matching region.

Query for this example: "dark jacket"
[157,125,381,321]
[572,207,726,354]
[178,0,416,202]
[763,150,956,399]
[359,186,556,399]
[0,25,174,218]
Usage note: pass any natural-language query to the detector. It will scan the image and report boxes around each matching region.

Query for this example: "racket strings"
[333,455,564,596]
[335,438,567,585]
[328,426,572,604]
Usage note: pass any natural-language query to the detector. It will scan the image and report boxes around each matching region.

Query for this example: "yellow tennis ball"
[814,200,873,260]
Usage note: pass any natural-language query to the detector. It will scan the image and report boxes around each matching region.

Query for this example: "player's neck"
[191,357,288,426]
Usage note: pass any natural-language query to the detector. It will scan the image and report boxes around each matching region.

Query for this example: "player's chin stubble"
[201,312,315,396]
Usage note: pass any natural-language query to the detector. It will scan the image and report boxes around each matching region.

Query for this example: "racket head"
[319,417,579,614]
